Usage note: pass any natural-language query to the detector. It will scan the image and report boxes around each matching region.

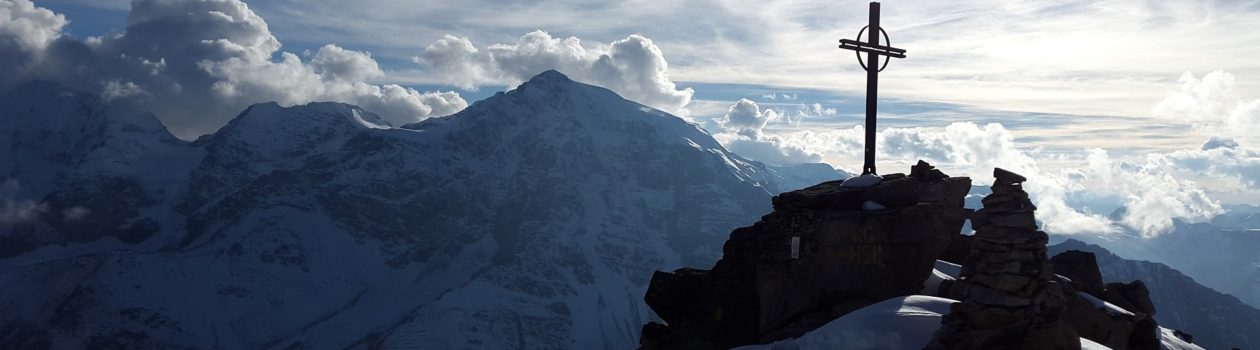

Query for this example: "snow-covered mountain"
[0,80,199,259]
[1049,239,1260,350]
[0,71,844,349]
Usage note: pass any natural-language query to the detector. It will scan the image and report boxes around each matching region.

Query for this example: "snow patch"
[861,201,887,211]
[1078,291,1136,317]
[734,296,956,350]
[840,174,882,188]
[348,109,391,129]
[1159,326,1206,350]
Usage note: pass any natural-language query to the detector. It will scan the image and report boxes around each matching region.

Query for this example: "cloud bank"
[771,121,1231,237]
[715,72,1260,237]
[0,0,467,139]
[417,30,693,116]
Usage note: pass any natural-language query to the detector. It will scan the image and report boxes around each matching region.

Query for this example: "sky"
[6,0,1260,238]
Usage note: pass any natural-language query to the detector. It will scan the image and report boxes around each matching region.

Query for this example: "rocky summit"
[640,161,972,349]
[639,164,1189,349]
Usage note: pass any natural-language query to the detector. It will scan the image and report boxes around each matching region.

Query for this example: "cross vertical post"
[838,1,906,175]
[863,2,880,175]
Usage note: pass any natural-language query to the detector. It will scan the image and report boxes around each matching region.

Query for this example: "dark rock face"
[938,234,973,266]
[640,162,971,350]
[1051,250,1107,297]
[1104,281,1156,317]
[927,169,1080,350]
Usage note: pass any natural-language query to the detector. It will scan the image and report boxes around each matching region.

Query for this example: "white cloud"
[0,0,66,90]
[161,0,1260,129]
[709,99,821,166]
[101,80,147,101]
[717,133,823,167]
[416,30,693,116]
[310,44,384,82]
[801,103,835,118]
[1201,136,1239,151]
[1,0,467,138]
[1154,70,1260,141]
[0,0,64,50]
[719,98,778,136]
[1161,138,1260,189]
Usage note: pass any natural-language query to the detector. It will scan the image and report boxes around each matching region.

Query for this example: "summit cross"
[838,1,906,175]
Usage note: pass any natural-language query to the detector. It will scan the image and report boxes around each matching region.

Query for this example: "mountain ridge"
[0,71,844,349]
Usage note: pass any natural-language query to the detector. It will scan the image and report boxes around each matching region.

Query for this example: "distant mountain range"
[1066,218,1260,312]
[2,70,1255,349]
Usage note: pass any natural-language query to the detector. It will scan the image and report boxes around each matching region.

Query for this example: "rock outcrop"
[1051,254,1160,350]
[639,161,971,349]
[927,168,1081,350]
[1051,251,1107,297]
[1103,281,1156,318]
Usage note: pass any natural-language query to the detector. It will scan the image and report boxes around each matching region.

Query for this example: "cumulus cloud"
[779,122,1227,237]
[0,0,66,90]
[1161,138,1260,189]
[720,98,779,136]
[709,99,823,166]
[310,44,384,82]
[416,30,693,115]
[0,0,466,139]
[1201,136,1239,151]
[1154,70,1260,140]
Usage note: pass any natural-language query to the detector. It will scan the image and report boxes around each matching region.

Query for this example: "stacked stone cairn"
[927,168,1081,350]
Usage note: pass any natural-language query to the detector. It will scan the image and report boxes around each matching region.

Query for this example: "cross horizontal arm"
[838,39,907,58]
[839,39,906,54]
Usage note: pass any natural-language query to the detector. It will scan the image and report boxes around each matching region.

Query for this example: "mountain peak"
[527,69,573,84]
[513,69,587,96]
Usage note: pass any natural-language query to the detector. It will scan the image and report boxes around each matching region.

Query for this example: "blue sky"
[8,0,1260,237]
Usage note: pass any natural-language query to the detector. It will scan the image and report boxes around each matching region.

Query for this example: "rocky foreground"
[640,164,1193,350]
[640,161,971,348]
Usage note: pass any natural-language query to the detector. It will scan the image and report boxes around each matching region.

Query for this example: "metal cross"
[838,1,906,175]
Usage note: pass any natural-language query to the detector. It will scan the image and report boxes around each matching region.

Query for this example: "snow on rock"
[921,260,961,295]
[861,200,887,211]
[737,295,1117,350]
[734,296,956,350]
[1078,291,1136,317]
[840,173,882,188]
[1082,337,1113,350]
[933,260,962,279]
[1159,327,1206,350]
